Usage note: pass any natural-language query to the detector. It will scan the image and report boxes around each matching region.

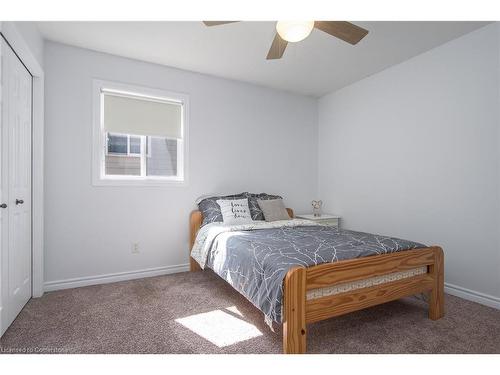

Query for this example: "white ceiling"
[37,21,489,97]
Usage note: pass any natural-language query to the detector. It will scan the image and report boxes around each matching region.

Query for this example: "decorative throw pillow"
[216,198,253,225]
[257,198,290,222]
[197,192,248,227]
[247,193,283,221]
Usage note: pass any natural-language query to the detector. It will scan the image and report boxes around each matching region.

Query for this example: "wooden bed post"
[283,267,307,354]
[429,246,444,320]
[189,211,202,272]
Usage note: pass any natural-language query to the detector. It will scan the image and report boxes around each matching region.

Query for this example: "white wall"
[10,22,44,68]
[44,42,318,287]
[318,23,500,306]
[0,22,44,68]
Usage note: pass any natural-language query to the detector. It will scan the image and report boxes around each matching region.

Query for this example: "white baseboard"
[445,282,500,309]
[42,267,500,311]
[44,264,190,292]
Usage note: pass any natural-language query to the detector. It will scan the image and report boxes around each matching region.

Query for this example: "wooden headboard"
[189,208,294,271]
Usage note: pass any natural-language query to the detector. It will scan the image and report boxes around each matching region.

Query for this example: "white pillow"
[216,198,253,225]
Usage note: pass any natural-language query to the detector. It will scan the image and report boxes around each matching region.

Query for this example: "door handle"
[0,203,7,208]
[15,199,24,205]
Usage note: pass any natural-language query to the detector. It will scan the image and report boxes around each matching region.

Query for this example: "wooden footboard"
[283,246,444,354]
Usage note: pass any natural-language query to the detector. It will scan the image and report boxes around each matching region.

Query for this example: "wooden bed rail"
[283,246,444,354]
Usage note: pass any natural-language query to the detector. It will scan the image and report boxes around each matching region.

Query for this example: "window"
[92,80,188,185]
[107,134,141,156]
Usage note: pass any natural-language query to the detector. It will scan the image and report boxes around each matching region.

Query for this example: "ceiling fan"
[203,21,369,60]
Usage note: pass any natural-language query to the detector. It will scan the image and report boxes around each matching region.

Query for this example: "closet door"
[1,38,32,335]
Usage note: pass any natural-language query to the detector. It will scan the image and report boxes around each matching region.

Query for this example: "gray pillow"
[198,192,248,227]
[257,198,290,222]
[248,193,282,221]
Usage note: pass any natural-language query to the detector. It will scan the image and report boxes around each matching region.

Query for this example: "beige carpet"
[1,270,499,354]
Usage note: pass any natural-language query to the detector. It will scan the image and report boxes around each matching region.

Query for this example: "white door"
[0,37,32,336]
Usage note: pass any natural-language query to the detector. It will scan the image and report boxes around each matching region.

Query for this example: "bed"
[189,208,444,354]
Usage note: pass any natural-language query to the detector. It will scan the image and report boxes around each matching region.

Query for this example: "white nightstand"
[295,214,341,228]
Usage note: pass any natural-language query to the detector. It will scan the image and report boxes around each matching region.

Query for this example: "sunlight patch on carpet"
[225,305,244,317]
[175,308,262,347]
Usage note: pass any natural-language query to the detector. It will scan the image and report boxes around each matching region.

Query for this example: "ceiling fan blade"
[314,21,368,45]
[266,33,288,60]
[202,21,239,26]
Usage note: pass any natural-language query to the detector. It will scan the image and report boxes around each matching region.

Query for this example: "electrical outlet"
[132,242,140,254]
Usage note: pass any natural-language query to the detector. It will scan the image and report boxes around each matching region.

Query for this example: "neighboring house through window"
[92,80,188,185]
[107,134,141,156]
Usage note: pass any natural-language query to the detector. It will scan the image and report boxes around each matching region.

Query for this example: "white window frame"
[92,79,189,186]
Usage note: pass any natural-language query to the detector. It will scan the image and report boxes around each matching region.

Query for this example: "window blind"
[103,92,182,139]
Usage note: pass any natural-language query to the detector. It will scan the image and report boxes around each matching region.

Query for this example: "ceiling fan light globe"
[276,21,314,43]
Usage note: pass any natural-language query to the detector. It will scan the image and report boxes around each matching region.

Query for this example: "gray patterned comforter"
[192,220,426,324]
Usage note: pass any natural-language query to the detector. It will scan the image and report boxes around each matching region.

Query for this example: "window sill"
[106,153,142,158]
[92,176,187,187]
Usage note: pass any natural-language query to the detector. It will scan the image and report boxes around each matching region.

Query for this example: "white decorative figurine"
[311,200,323,217]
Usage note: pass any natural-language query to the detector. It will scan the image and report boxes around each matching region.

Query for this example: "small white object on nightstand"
[295,214,341,228]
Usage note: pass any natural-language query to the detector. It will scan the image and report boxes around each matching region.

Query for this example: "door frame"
[0,22,44,299]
